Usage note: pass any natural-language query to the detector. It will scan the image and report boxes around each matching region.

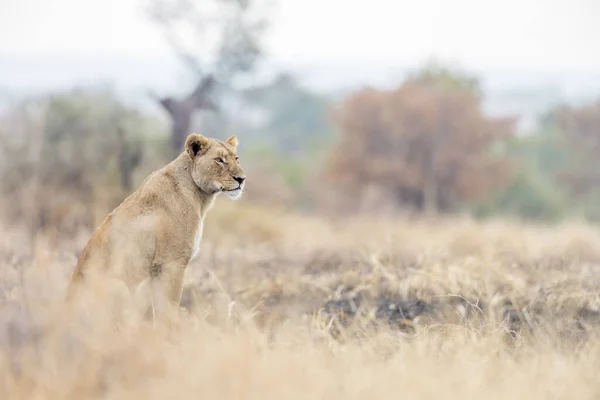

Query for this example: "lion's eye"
[235,156,239,161]
[215,157,225,164]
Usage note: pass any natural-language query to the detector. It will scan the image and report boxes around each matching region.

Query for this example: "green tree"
[0,89,166,233]
[242,73,333,154]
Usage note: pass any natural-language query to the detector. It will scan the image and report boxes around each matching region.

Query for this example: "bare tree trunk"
[422,95,446,216]
[153,76,217,156]
[422,165,438,215]
[160,99,192,153]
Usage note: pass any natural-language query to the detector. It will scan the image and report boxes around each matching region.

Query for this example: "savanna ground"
[2,200,600,399]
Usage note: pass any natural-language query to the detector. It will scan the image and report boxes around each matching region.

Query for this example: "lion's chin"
[223,188,243,200]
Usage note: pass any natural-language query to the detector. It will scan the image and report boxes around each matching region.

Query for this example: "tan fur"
[66,133,246,321]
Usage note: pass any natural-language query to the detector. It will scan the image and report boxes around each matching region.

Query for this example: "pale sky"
[0,0,599,72]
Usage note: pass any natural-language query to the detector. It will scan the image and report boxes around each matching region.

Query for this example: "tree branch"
[185,75,218,111]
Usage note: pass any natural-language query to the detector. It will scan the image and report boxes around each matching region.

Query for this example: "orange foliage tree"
[323,66,516,214]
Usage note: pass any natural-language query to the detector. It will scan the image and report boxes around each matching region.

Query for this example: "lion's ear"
[225,135,238,149]
[186,133,210,158]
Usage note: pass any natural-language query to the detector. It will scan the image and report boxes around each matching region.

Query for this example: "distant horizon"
[3,0,599,117]
[1,51,599,92]
[1,51,598,135]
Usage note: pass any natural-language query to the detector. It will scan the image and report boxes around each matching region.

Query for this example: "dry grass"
[2,201,600,399]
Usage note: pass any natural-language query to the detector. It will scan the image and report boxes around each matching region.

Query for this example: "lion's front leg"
[136,261,187,326]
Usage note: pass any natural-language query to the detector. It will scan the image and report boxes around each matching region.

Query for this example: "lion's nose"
[234,176,246,185]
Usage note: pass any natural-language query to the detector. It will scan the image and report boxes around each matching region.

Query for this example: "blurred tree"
[147,0,271,155]
[242,73,333,154]
[469,126,569,221]
[469,168,567,222]
[42,91,148,195]
[555,100,600,202]
[323,65,516,214]
[0,90,164,234]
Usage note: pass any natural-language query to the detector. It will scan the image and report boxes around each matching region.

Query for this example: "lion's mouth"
[222,184,243,192]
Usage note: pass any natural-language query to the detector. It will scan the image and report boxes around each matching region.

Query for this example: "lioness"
[66,133,245,321]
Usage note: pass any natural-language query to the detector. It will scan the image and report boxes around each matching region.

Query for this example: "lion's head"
[185,133,246,200]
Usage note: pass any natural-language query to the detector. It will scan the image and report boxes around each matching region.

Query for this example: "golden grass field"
[2,201,600,399]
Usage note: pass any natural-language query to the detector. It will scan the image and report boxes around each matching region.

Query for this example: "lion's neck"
[166,152,217,218]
